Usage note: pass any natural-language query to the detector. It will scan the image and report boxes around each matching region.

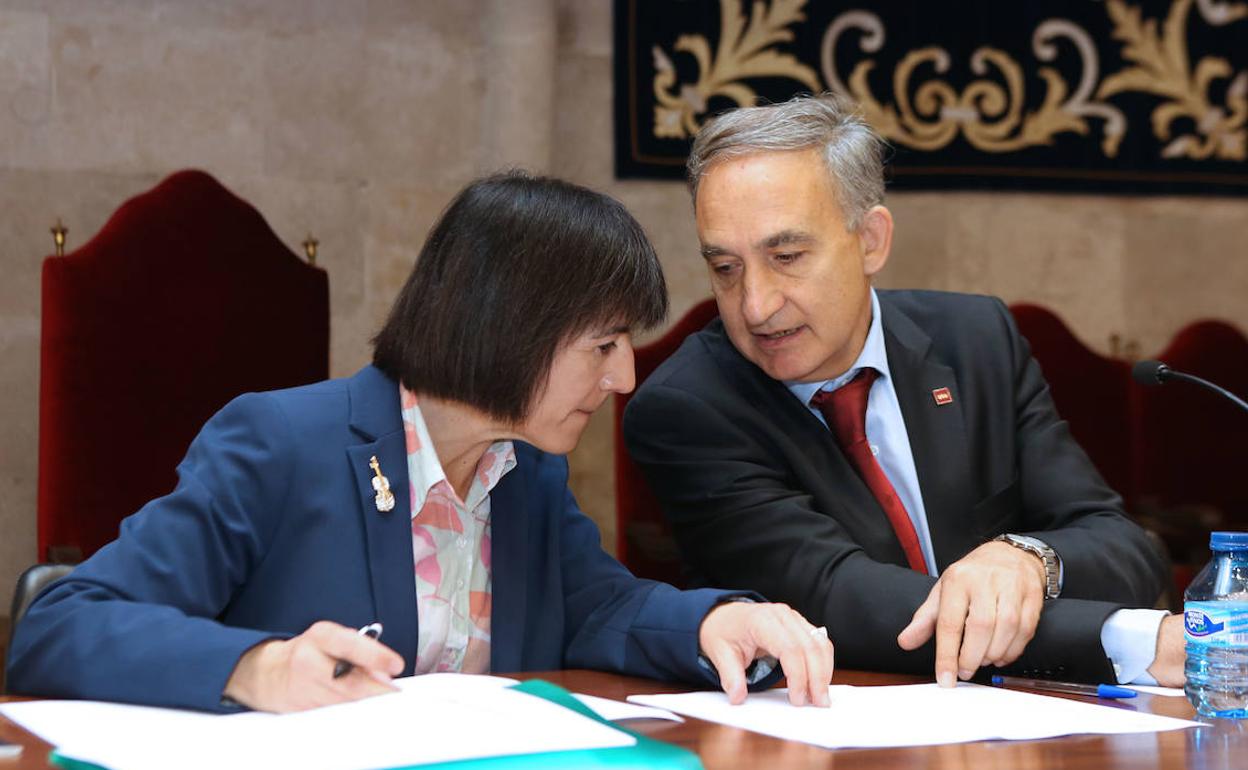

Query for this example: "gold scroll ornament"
[651,0,1247,161]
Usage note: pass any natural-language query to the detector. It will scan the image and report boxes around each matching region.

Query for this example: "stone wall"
[1,0,1244,614]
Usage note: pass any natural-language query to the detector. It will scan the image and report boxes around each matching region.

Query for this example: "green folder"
[50,679,703,770]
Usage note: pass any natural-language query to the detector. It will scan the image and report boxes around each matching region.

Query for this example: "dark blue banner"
[614,0,1248,194]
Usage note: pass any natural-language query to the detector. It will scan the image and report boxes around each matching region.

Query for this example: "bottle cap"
[1210,531,1248,551]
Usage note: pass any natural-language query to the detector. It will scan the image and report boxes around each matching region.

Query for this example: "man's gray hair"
[687,93,887,230]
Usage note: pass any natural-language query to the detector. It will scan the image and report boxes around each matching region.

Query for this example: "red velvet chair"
[613,298,719,584]
[38,170,329,563]
[1009,303,1135,499]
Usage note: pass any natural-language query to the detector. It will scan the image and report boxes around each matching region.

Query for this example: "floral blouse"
[400,386,516,673]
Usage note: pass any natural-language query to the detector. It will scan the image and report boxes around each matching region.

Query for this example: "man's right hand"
[896,540,1046,686]
[223,620,404,712]
[1147,613,1186,687]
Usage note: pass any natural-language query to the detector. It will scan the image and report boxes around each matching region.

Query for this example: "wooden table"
[1,670,1243,769]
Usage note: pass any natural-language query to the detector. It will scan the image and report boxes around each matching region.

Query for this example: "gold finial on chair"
[302,234,319,265]
[1111,334,1141,361]
[50,218,68,256]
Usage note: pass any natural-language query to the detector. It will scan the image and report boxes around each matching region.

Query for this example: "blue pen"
[991,674,1137,699]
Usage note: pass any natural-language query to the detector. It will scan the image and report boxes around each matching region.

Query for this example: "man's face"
[695,148,891,383]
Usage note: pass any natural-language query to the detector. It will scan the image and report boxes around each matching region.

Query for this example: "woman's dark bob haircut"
[373,171,668,423]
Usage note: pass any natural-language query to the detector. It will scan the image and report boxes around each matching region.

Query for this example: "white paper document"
[629,682,1205,749]
[0,674,635,770]
[400,674,681,722]
[1126,684,1188,697]
[396,674,681,721]
[573,693,683,722]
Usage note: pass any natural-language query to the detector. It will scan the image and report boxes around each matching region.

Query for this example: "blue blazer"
[8,366,755,712]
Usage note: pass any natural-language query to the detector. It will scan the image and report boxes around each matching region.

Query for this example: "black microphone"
[1132,359,1248,415]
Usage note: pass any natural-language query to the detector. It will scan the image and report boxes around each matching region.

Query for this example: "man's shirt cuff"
[1101,608,1169,684]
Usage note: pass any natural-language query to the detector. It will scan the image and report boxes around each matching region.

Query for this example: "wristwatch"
[993,534,1062,600]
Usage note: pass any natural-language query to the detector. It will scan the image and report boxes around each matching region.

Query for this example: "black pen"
[991,674,1137,699]
[332,622,384,679]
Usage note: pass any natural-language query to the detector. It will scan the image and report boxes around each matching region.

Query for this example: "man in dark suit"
[624,93,1185,687]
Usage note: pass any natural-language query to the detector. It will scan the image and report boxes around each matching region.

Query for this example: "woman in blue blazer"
[8,172,833,713]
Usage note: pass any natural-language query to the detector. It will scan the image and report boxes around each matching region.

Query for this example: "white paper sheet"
[1126,685,1188,697]
[572,694,683,722]
[391,674,682,721]
[629,682,1205,749]
[0,674,635,770]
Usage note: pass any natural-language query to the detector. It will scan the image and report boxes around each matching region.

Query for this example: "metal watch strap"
[994,534,1061,599]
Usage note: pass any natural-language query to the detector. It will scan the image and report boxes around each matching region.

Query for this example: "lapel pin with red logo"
[931,387,953,406]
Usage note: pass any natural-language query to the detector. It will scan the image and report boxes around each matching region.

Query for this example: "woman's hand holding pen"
[223,620,403,713]
[698,602,835,707]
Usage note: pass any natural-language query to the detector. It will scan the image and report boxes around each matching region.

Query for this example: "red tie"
[811,370,928,574]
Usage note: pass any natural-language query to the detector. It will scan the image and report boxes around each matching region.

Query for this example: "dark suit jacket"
[624,290,1167,682]
[8,365,762,712]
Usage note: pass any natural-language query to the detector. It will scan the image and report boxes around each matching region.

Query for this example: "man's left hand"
[1147,613,1186,687]
[699,601,835,707]
[896,540,1046,686]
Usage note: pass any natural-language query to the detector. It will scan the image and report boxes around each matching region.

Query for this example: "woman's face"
[516,325,636,454]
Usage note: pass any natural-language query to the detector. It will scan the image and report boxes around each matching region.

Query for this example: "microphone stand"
[1152,364,1248,415]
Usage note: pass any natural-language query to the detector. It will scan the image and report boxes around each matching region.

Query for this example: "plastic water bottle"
[1185,531,1248,719]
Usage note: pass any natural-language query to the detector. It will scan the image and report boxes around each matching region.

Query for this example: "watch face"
[1000,535,1060,598]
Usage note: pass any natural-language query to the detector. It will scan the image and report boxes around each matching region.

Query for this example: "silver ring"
[810,626,828,639]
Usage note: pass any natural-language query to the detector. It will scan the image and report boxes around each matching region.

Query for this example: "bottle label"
[1185,601,1248,646]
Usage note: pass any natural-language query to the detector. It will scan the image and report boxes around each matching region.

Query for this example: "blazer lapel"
[346,367,419,675]
[881,302,978,572]
[488,465,529,673]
